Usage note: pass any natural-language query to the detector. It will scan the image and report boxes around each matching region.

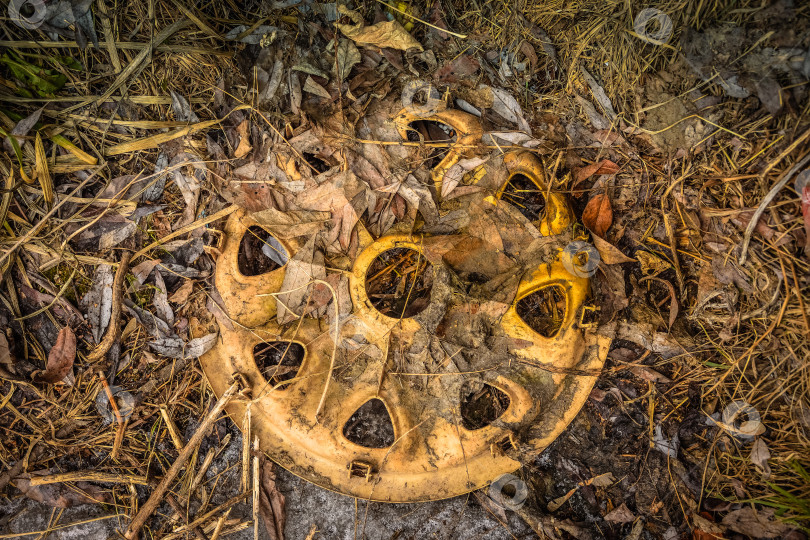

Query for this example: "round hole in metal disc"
[253,341,305,388]
[515,285,567,338]
[460,382,511,430]
[501,174,547,222]
[237,226,287,276]
[365,247,433,318]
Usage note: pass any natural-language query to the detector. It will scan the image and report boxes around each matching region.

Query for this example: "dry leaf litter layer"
[0,0,809,539]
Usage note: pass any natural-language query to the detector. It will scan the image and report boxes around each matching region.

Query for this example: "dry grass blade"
[33,132,52,208]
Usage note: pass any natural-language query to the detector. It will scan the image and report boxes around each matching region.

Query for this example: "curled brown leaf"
[33,327,76,384]
[259,459,286,540]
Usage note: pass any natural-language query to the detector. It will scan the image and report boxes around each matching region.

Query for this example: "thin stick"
[242,404,251,492]
[210,509,231,540]
[166,493,209,540]
[160,407,185,451]
[185,447,215,505]
[112,419,128,461]
[252,436,260,540]
[124,383,239,540]
[28,471,148,486]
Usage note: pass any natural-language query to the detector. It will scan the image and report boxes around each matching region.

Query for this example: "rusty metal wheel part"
[201,108,610,502]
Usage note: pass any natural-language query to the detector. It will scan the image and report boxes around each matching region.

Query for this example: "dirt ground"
[1,0,810,539]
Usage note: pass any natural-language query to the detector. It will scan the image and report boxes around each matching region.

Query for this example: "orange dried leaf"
[574,159,619,185]
[582,192,612,238]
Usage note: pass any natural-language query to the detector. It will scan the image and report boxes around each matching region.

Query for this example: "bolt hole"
[237,226,288,276]
[20,2,36,18]
[501,173,547,222]
[501,483,517,497]
[406,120,456,169]
[253,341,305,388]
[343,399,395,448]
[366,247,433,318]
[515,285,567,338]
[460,382,510,430]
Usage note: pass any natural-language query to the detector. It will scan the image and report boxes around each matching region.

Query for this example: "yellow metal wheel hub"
[201,108,610,502]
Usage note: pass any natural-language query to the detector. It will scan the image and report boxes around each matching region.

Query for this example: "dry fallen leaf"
[721,507,788,538]
[691,512,726,537]
[336,6,423,52]
[33,327,76,384]
[169,280,194,304]
[591,233,634,264]
[574,159,619,186]
[234,119,252,158]
[153,271,174,327]
[636,250,670,276]
[259,460,286,540]
[587,472,615,487]
[276,236,325,323]
[148,333,218,359]
[582,192,612,238]
[603,502,635,523]
[303,76,331,100]
[335,38,361,81]
[750,438,771,479]
[1,332,13,366]
[491,87,532,133]
[629,365,672,383]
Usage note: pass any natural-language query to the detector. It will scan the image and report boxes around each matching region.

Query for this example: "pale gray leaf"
[98,220,136,250]
[722,507,788,538]
[225,25,280,44]
[5,108,43,154]
[261,235,289,266]
[152,272,174,327]
[81,264,114,343]
[488,86,532,133]
[149,333,218,359]
[653,424,679,458]
[143,151,169,202]
[125,300,172,339]
[292,62,330,79]
[579,66,617,120]
[335,39,361,81]
[170,90,199,123]
[303,76,331,100]
[260,59,284,102]
[750,438,771,478]
[603,503,634,523]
